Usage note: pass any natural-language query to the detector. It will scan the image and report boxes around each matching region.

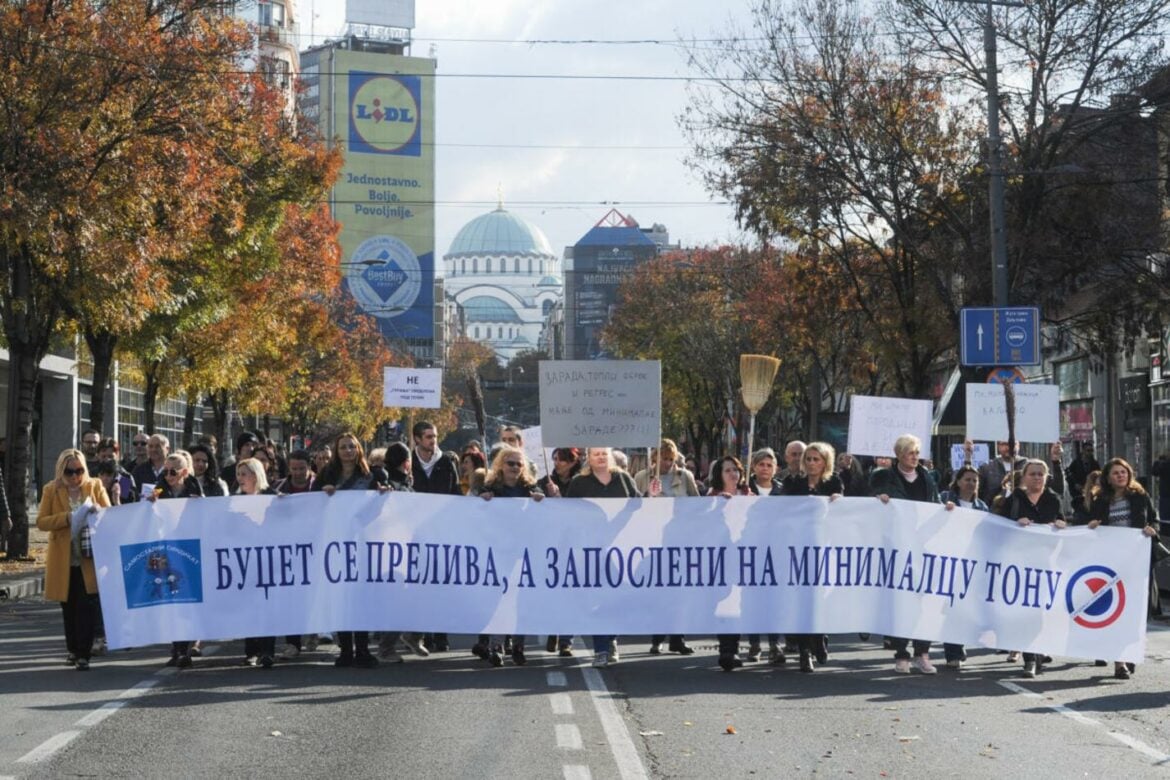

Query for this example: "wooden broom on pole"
[740,354,781,460]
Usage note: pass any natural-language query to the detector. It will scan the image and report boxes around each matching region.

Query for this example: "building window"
[259,0,285,27]
[474,326,479,338]
[540,261,545,274]
[461,259,466,274]
[498,327,503,339]
[473,258,478,273]
[514,258,520,273]
[528,259,533,274]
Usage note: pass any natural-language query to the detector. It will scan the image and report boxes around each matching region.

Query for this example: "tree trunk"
[210,390,230,460]
[1,245,57,559]
[182,386,197,446]
[3,348,42,559]
[142,361,161,434]
[84,329,118,436]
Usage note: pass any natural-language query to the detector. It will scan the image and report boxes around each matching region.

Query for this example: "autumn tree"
[606,247,762,458]
[885,0,1170,353]
[0,0,259,556]
[682,0,987,397]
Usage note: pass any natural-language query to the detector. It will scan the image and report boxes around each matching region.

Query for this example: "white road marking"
[16,730,81,764]
[581,666,649,780]
[75,701,126,728]
[556,723,584,750]
[549,692,574,715]
[18,651,189,765]
[998,680,1170,762]
[563,765,593,780]
[547,670,568,687]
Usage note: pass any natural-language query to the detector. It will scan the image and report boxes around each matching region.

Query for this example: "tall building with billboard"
[563,209,661,360]
[300,0,438,362]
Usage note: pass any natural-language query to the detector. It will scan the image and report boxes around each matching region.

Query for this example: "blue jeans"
[592,635,615,654]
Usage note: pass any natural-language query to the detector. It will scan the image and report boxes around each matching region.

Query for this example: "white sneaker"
[305,635,319,651]
[912,655,937,674]
[609,639,620,662]
[279,644,300,660]
[945,659,962,670]
[403,635,430,657]
[91,637,107,656]
[894,658,911,674]
[592,652,609,668]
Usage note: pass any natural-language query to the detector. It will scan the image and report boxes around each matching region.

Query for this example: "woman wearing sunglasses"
[38,449,111,671]
[148,451,204,667]
[472,445,544,666]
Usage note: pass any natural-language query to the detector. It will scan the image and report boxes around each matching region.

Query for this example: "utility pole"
[950,0,1023,307]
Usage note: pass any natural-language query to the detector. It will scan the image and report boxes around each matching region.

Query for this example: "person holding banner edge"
[565,447,641,668]
[1086,457,1159,680]
[38,449,110,671]
[871,434,942,675]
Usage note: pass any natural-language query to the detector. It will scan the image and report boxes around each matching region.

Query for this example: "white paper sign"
[539,360,662,448]
[965,383,1059,443]
[950,443,990,472]
[847,395,933,457]
[384,367,442,409]
[519,425,554,478]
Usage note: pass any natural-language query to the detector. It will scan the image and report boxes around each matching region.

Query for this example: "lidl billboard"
[325,51,435,348]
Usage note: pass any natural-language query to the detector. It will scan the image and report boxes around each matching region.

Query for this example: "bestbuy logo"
[348,72,422,156]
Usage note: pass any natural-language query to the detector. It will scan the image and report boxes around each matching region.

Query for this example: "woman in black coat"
[148,451,204,668]
[781,442,843,673]
[1087,457,1159,680]
[313,432,383,668]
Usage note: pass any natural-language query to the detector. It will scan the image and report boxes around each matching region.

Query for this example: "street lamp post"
[949,0,1023,307]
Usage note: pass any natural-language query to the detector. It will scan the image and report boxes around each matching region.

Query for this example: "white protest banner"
[965,383,1059,443]
[847,395,933,457]
[950,443,990,472]
[383,367,442,409]
[519,425,554,478]
[538,360,661,448]
[91,494,1149,662]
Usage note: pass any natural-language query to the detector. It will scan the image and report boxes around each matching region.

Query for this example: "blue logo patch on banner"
[120,539,204,609]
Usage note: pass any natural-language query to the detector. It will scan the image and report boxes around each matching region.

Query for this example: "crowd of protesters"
[36,424,1161,684]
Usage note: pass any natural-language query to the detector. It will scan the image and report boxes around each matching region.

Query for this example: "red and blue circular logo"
[1064,565,1126,629]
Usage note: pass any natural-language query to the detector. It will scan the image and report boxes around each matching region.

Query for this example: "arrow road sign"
[960,307,1040,366]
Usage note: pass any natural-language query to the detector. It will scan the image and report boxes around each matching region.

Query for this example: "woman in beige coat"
[37,449,110,670]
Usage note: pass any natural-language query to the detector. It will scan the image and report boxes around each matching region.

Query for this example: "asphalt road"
[2,599,1169,778]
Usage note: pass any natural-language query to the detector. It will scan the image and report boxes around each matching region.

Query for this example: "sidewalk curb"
[0,572,45,603]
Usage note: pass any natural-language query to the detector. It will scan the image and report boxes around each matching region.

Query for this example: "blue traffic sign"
[960,307,1040,366]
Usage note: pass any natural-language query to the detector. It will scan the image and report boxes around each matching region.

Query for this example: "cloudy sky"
[304,0,752,263]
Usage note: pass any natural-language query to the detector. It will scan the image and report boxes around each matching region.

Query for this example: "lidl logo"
[349,72,422,156]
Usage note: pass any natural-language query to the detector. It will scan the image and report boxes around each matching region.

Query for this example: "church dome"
[447,207,555,258]
[463,295,523,323]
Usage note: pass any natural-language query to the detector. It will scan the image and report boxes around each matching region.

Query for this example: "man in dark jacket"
[411,421,460,496]
[411,421,460,652]
[1065,441,1101,515]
